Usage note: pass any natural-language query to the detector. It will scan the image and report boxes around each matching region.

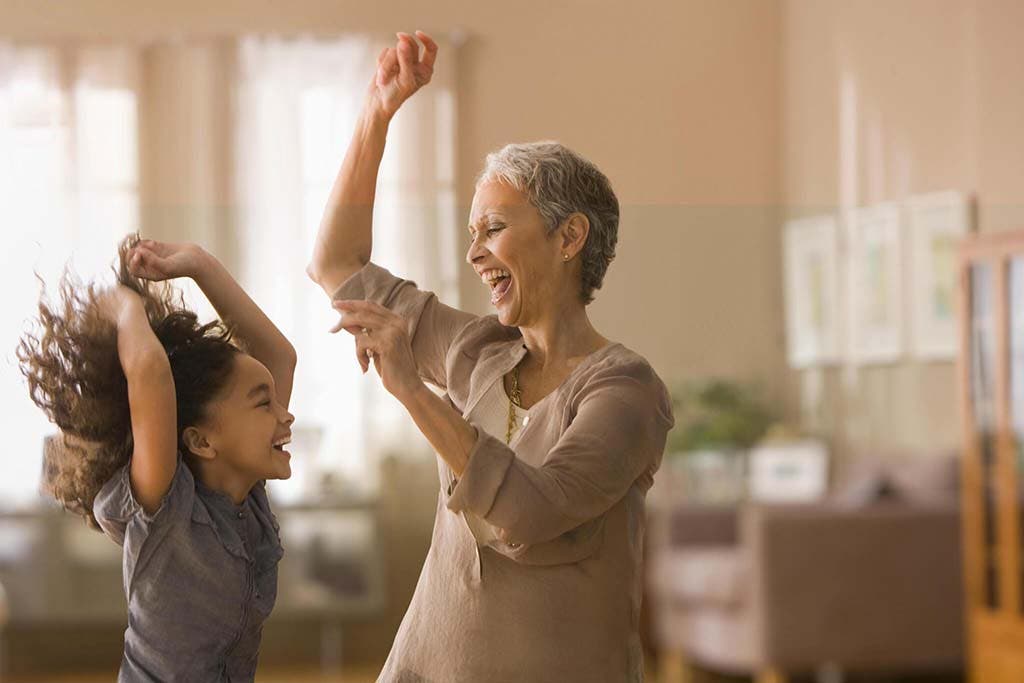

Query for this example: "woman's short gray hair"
[476,141,619,304]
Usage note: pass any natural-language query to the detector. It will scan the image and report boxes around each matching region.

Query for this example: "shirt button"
[522,415,530,426]
[237,511,244,519]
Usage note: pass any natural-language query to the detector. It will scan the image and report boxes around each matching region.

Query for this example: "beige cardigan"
[334,262,674,683]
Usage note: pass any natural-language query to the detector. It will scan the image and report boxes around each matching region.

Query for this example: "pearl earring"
[563,253,570,261]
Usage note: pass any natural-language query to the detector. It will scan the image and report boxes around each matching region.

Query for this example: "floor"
[6,666,383,683]
[3,666,963,683]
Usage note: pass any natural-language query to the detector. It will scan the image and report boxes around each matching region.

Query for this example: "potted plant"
[663,379,776,504]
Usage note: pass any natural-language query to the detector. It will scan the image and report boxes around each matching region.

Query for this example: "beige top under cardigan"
[333,262,674,683]
[462,379,527,546]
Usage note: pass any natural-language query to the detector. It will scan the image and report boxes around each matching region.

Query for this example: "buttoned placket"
[243,508,266,603]
[224,501,259,672]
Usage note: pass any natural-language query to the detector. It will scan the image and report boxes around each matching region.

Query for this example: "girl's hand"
[367,31,438,120]
[127,239,204,282]
[329,300,424,402]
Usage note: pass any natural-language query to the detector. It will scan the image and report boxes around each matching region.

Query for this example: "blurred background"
[2,1,1023,682]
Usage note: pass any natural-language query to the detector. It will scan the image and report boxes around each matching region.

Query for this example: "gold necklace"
[506,363,522,444]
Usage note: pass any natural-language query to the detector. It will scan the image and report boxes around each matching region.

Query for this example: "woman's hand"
[366,31,438,120]
[127,239,205,282]
[330,300,425,402]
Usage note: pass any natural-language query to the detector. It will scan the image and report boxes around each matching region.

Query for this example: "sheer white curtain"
[233,36,459,500]
[0,44,141,508]
[1,36,456,507]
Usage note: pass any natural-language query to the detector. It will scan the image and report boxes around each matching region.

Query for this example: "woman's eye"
[468,225,504,244]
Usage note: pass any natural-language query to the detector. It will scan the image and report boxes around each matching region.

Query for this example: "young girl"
[18,234,296,682]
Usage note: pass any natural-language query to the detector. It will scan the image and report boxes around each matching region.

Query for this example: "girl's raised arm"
[97,286,178,514]
[127,241,298,408]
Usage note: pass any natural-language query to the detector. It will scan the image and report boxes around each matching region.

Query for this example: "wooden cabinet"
[959,231,1024,681]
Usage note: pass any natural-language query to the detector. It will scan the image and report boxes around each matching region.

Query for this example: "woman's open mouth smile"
[481,268,513,305]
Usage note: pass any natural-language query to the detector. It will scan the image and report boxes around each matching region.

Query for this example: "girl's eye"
[258,400,272,408]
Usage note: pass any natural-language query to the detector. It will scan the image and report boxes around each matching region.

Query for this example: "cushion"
[649,546,746,609]
[885,452,959,505]
[830,451,959,507]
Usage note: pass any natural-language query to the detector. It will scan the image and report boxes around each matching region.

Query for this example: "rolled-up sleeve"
[331,262,477,390]
[447,364,674,547]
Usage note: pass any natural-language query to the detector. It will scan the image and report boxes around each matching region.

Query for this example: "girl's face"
[202,354,294,482]
[465,181,566,328]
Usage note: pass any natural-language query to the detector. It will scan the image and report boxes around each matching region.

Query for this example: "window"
[1,37,457,508]
[234,37,458,501]
[1,45,139,509]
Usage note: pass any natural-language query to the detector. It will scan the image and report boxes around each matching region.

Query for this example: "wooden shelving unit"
[958,230,1024,681]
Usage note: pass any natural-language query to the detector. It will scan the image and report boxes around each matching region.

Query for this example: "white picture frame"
[846,203,904,364]
[906,191,972,360]
[783,215,841,368]
[748,440,829,504]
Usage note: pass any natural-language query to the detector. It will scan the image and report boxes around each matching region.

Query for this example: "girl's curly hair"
[17,234,241,530]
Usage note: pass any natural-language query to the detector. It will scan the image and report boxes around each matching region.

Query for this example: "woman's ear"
[182,426,216,461]
[559,212,590,260]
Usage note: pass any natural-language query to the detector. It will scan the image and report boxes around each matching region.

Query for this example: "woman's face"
[201,354,294,482]
[466,181,567,327]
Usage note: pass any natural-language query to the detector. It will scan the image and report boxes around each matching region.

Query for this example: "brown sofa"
[645,454,964,682]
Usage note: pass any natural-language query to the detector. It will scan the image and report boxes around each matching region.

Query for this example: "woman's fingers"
[335,299,394,316]
[415,31,438,70]
[330,301,409,380]
[328,307,391,335]
[395,32,419,75]
[332,300,396,326]
[328,318,365,335]
[354,335,372,373]
[353,330,386,375]
[331,306,384,373]
[377,47,399,87]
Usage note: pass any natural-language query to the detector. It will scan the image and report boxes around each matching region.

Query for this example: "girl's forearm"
[115,296,169,377]
[307,101,391,295]
[191,250,297,402]
[113,294,178,513]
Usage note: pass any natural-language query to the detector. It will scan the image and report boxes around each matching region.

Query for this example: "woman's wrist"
[396,379,432,411]
[362,94,394,131]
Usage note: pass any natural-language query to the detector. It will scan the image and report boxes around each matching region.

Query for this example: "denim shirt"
[94,458,284,682]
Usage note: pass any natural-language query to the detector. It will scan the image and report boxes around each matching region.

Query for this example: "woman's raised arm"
[307,31,438,297]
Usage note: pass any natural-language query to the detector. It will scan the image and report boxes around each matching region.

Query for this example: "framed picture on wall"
[907,191,973,360]
[783,215,841,368]
[846,203,904,364]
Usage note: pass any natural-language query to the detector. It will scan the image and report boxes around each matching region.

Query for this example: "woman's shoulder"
[572,343,672,412]
[583,342,664,384]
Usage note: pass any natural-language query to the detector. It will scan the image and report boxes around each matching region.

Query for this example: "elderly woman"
[307,31,673,683]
